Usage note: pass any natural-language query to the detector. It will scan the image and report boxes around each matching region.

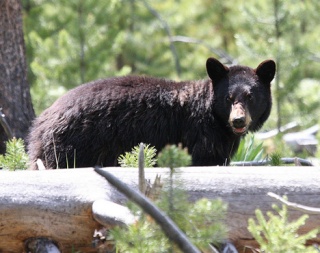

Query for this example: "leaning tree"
[0,0,35,153]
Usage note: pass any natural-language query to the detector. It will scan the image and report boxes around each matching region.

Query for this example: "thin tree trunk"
[78,0,86,84]
[273,0,282,131]
[0,0,35,153]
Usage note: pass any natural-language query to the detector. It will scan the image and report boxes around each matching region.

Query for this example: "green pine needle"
[0,138,29,171]
[118,143,157,168]
[248,201,319,253]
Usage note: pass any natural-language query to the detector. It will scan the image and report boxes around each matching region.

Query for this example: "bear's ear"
[206,57,229,83]
[255,60,276,84]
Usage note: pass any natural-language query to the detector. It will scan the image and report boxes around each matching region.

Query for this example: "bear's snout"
[232,116,246,128]
[229,103,251,135]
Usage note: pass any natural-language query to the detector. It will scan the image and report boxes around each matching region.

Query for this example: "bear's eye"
[247,93,253,101]
[226,95,232,102]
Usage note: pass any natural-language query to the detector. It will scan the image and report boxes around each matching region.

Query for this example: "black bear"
[27,57,275,169]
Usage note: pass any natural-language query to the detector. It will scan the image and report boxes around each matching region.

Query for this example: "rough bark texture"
[0,169,112,253]
[0,167,320,252]
[0,0,35,153]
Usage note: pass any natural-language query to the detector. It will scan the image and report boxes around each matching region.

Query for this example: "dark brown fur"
[27,58,276,169]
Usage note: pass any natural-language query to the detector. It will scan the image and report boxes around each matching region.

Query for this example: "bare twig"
[231,157,313,166]
[92,199,136,227]
[36,159,46,170]
[170,35,237,65]
[145,174,163,200]
[138,142,146,193]
[77,0,86,83]
[141,0,181,77]
[209,242,239,253]
[268,192,320,214]
[0,108,14,139]
[94,166,201,253]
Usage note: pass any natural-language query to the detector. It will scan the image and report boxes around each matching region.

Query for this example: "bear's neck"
[174,79,214,112]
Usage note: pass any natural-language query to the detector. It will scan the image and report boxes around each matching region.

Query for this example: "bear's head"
[206,57,276,135]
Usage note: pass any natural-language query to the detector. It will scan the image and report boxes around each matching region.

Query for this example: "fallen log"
[0,169,112,253]
[0,167,320,252]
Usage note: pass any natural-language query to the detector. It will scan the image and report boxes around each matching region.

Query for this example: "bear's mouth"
[232,126,248,136]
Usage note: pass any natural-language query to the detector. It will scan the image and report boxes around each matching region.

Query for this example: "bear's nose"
[232,116,246,128]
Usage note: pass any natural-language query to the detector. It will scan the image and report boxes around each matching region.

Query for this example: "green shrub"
[0,138,29,171]
[268,152,283,166]
[112,144,227,252]
[111,197,227,253]
[118,143,157,168]
[248,202,319,253]
[157,144,191,169]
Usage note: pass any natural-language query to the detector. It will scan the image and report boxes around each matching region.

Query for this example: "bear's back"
[48,76,212,115]
[27,75,214,169]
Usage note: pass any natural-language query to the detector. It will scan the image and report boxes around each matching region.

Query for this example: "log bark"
[0,169,112,253]
[0,167,320,252]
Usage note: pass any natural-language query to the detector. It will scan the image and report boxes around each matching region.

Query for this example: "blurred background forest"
[22,0,320,156]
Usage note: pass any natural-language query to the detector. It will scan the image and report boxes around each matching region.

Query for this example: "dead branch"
[0,107,14,139]
[94,166,202,253]
[268,192,320,214]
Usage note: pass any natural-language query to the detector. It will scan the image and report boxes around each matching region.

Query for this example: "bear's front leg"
[191,154,230,166]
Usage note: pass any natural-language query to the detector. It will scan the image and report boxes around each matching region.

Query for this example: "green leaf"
[232,134,264,162]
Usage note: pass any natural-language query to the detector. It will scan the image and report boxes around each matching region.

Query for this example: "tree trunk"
[0,167,320,252]
[0,0,35,153]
